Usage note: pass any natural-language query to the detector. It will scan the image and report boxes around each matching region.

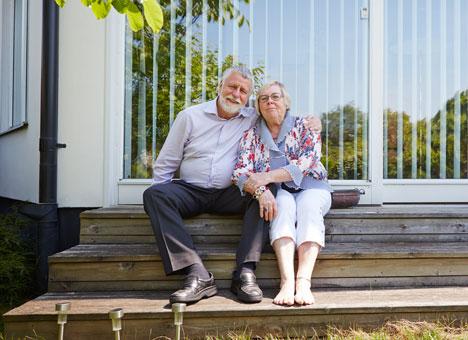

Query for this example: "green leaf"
[55,0,66,7]
[126,2,144,32]
[91,0,112,19]
[237,15,244,27]
[112,0,130,14]
[80,0,93,6]
[142,0,163,33]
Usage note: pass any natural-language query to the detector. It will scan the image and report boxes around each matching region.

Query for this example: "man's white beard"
[219,95,243,114]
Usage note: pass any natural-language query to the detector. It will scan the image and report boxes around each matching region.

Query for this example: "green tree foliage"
[55,0,164,32]
[321,104,367,180]
[320,89,467,180]
[126,0,264,179]
[385,90,468,179]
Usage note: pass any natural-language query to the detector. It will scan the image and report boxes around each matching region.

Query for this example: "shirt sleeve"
[283,119,322,186]
[232,129,256,194]
[152,111,191,184]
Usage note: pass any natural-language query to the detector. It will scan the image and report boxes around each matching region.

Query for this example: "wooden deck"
[47,242,468,292]
[5,287,468,339]
[80,205,468,244]
[4,204,468,338]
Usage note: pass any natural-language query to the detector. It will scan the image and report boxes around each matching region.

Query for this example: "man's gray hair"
[218,65,254,95]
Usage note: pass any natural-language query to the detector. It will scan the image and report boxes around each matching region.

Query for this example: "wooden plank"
[328,205,468,219]
[49,257,468,282]
[48,243,468,263]
[80,204,468,219]
[81,208,241,219]
[80,218,468,238]
[7,310,468,339]
[80,233,468,244]
[81,218,468,236]
[48,275,468,292]
[5,287,468,338]
[325,218,468,234]
[81,218,243,236]
[310,258,468,277]
[80,212,468,247]
[80,235,155,243]
[328,234,468,243]
[80,234,242,244]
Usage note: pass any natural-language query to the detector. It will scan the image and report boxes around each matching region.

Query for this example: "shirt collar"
[204,97,256,119]
[257,110,295,151]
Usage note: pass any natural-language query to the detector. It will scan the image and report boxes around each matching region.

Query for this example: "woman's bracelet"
[253,185,269,200]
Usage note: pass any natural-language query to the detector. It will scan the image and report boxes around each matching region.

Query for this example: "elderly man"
[143,65,320,304]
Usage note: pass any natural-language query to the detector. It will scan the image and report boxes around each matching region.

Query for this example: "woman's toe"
[294,294,304,305]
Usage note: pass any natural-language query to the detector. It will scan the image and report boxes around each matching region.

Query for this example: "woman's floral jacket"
[232,114,328,192]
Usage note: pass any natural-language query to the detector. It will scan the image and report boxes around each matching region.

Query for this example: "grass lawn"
[203,320,468,340]
[324,320,468,340]
[0,319,467,339]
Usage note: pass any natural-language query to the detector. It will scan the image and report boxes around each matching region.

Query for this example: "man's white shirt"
[153,98,258,189]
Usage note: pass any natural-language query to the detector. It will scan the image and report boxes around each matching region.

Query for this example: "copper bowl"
[331,189,364,209]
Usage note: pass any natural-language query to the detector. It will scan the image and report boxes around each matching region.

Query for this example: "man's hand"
[258,189,277,221]
[243,172,271,193]
[304,115,322,133]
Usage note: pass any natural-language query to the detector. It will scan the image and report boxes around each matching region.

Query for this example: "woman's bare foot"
[295,277,315,305]
[273,279,295,306]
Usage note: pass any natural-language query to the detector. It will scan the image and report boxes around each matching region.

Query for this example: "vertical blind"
[383,0,468,179]
[123,0,369,180]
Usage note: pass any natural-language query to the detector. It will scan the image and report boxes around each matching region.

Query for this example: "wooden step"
[5,287,468,339]
[48,242,468,292]
[80,205,468,244]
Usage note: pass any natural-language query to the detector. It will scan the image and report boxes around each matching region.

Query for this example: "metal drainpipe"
[23,0,63,293]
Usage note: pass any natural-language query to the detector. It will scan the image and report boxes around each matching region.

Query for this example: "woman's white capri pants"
[270,188,332,248]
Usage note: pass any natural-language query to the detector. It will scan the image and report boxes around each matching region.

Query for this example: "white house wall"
[57,2,106,207]
[0,0,42,203]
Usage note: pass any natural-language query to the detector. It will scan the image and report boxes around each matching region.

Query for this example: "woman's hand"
[244,172,271,193]
[258,189,277,221]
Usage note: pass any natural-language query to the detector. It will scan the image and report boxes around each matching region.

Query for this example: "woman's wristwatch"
[253,185,269,200]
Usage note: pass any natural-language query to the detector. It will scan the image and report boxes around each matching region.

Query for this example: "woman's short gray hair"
[218,65,254,95]
[255,80,292,113]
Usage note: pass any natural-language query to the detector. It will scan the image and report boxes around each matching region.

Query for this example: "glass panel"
[383,0,468,179]
[316,0,369,180]
[0,0,27,132]
[123,0,369,180]
[0,0,15,131]
[12,0,27,126]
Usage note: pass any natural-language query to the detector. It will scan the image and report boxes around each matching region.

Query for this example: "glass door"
[382,0,468,202]
[119,0,371,204]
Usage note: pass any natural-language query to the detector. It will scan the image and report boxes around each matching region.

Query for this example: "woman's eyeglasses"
[258,93,283,103]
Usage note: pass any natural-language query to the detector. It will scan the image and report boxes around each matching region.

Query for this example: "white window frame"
[103,11,126,207]
[0,0,28,135]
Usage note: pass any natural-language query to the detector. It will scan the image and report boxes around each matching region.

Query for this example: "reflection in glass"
[384,0,468,179]
[123,0,369,180]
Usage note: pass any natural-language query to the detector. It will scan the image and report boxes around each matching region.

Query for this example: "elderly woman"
[232,81,331,306]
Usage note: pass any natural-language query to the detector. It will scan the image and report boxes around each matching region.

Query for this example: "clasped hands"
[244,172,277,222]
[242,114,321,222]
